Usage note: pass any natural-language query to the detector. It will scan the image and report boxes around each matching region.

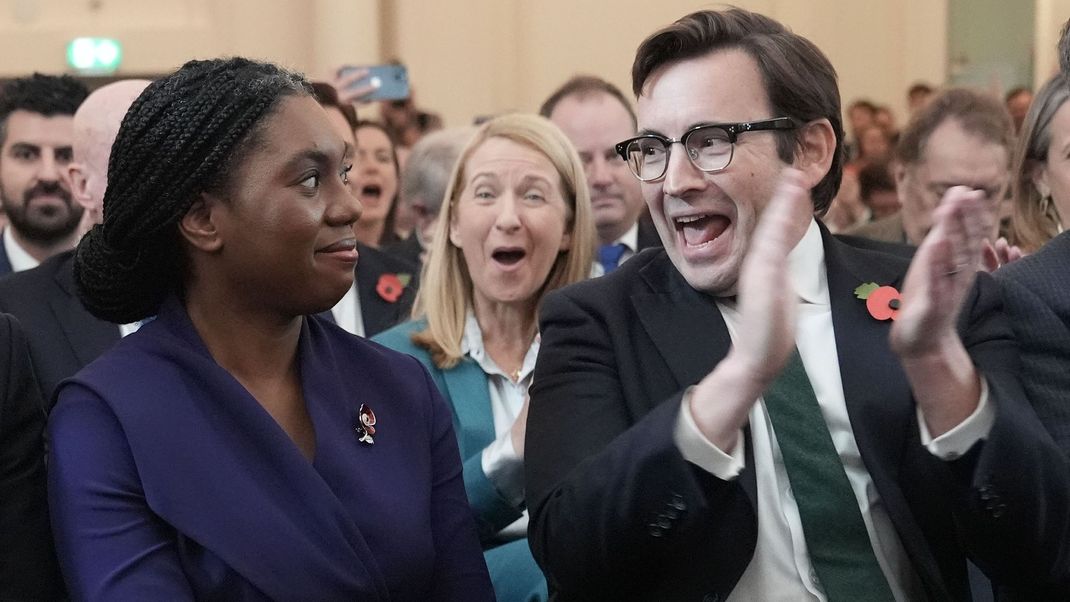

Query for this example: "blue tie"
[598,243,627,273]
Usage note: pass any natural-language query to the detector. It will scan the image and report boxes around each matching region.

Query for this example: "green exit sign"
[66,38,122,74]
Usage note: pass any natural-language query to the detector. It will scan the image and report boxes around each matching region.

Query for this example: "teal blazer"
[374,320,523,541]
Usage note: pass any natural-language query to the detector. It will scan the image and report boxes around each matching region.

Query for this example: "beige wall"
[392,0,948,129]
[5,0,1063,129]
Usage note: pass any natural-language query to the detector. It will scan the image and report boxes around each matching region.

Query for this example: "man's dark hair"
[630,8,844,214]
[0,73,88,145]
[74,57,310,323]
[539,75,637,129]
[894,88,1013,167]
[309,81,358,130]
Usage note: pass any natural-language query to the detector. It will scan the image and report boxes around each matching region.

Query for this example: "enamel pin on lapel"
[356,404,377,445]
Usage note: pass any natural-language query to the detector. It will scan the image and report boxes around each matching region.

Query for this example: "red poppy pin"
[376,273,412,303]
[854,282,901,321]
[355,403,377,445]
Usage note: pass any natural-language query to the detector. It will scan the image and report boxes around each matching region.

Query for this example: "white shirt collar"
[461,311,540,381]
[614,222,640,253]
[787,218,827,305]
[3,227,39,272]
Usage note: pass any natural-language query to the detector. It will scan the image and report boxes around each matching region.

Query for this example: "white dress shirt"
[462,312,539,539]
[3,226,39,272]
[674,219,994,601]
[329,282,365,337]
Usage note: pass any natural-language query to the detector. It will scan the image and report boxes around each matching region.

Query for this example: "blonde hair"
[411,113,596,369]
[1010,74,1070,252]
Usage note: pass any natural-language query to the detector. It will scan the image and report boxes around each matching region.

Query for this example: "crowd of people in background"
[0,6,1069,602]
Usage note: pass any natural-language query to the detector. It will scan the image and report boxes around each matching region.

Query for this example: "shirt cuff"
[674,387,746,479]
[481,431,526,507]
[919,377,994,460]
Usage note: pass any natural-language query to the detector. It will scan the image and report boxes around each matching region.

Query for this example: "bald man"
[0,79,150,407]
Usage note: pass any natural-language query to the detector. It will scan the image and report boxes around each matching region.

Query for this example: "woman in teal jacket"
[375,113,595,602]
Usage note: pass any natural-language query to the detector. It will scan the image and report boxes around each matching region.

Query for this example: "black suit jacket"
[0,250,120,408]
[994,231,1070,454]
[319,243,419,338]
[635,213,661,252]
[0,313,63,600]
[527,228,1070,601]
[381,234,423,269]
[0,242,12,277]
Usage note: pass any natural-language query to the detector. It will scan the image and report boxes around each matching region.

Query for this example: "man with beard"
[541,76,659,274]
[0,80,148,407]
[0,73,87,275]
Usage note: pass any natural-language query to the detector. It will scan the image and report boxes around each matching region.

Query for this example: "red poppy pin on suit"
[356,404,377,445]
[855,282,901,321]
[376,273,411,303]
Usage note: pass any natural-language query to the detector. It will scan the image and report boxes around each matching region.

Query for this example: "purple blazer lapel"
[88,298,390,601]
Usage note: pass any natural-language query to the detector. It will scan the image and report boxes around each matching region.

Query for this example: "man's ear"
[178,193,224,253]
[64,163,91,210]
[792,118,836,192]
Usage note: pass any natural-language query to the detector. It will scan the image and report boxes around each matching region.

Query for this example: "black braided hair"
[0,73,88,144]
[74,57,311,323]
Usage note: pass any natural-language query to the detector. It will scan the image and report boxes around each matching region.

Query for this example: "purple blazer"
[48,297,493,601]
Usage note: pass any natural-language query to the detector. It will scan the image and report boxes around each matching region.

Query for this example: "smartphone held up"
[337,64,410,102]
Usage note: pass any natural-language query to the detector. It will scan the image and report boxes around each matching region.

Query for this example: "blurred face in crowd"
[353,124,398,230]
[1032,98,1070,228]
[858,126,891,162]
[848,104,874,137]
[874,107,896,136]
[896,118,1009,245]
[0,110,82,243]
[549,92,644,245]
[636,49,798,295]
[449,136,571,309]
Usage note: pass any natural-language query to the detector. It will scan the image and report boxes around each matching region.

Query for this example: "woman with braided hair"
[47,57,493,601]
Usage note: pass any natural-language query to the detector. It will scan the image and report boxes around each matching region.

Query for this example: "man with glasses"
[526,8,1069,601]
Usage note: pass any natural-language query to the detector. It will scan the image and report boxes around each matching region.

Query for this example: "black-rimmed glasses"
[614,117,796,182]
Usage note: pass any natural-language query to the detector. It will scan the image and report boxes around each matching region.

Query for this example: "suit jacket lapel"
[51,256,119,364]
[440,359,496,459]
[630,254,756,504]
[632,256,732,388]
[355,251,416,338]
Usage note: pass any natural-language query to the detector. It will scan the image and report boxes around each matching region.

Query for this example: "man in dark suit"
[0,80,150,406]
[525,8,1069,601]
[0,313,63,600]
[0,74,88,276]
[542,75,660,273]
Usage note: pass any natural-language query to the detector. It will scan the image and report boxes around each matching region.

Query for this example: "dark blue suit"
[48,298,493,601]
